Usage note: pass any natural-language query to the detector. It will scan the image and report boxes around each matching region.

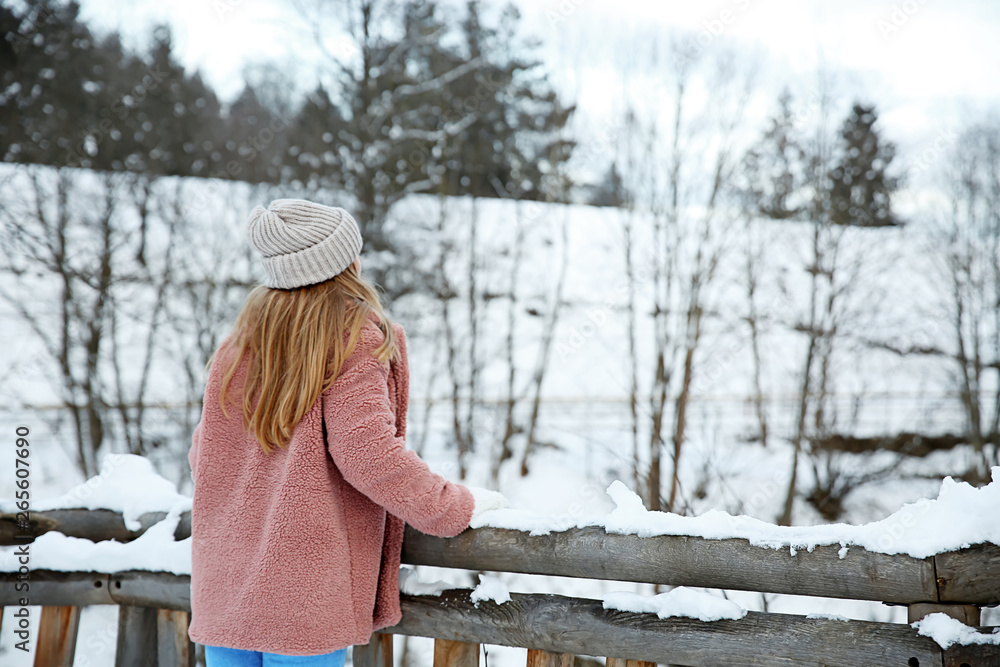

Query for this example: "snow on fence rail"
[2,457,1000,666]
[3,508,1000,606]
[1,509,1000,666]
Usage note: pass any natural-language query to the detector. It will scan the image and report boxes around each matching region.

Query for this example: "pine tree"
[223,84,289,183]
[828,102,902,227]
[587,161,625,207]
[1,0,111,167]
[740,89,807,220]
[436,1,574,201]
[287,84,346,189]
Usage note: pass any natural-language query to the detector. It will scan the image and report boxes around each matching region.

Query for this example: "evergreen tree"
[1,0,111,167]
[828,103,902,227]
[2,0,575,209]
[587,161,625,207]
[1,5,227,178]
[129,27,209,176]
[224,84,289,183]
[435,1,574,200]
[741,90,808,220]
[287,84,346,189]
[744,95,901,228]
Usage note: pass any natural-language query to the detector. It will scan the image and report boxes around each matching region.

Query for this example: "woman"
[187,199,506,666]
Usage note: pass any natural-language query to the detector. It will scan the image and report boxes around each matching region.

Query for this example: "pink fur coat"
[187,312,473,655]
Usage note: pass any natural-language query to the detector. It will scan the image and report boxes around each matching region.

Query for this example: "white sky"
[78,0,1000,182]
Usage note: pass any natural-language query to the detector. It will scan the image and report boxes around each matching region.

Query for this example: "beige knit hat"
[247,199,363,289]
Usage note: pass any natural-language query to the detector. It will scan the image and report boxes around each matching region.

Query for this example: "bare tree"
[0,168,116,476]
[519,205,570,476]
[930,121,1000,481]
[747,82,904,524]
[108,176,181,456]
[429,194,471,478]
[466,195,481,469]
[491,200,527,486]
[740,206,773,451]
[0,166,198,476]
[164,180,262,474]
[611,39,754,511]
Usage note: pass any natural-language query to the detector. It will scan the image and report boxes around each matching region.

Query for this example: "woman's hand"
[467,486,510,520]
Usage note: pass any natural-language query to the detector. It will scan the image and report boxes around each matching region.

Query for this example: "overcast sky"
[78,0,1000,186]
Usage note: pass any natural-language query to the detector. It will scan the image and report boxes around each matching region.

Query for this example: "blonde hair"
[210,262,399,453]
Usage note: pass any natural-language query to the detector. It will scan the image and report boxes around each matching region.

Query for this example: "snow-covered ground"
[0,164,996,664]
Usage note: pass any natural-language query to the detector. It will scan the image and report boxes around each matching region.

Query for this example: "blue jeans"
[205,644,348,667]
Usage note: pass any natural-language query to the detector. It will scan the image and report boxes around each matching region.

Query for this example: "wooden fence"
[1,508,999,666]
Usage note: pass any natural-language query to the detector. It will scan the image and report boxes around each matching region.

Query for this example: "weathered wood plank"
[944,641,1000,667]
[34,605,80,667]
[385,590,954,667]
[0,509,189,545]
[12,510,1000,605]
[435,638,479,667]
[354,632,393,667]
[115,605,158,667]
[526,649,573,667]
[157,609,195,667]
[402,525,940,605]
[110,571,191,612]
[0,571,113,606]
[9,569,1000,667]
[934,543,1000,605]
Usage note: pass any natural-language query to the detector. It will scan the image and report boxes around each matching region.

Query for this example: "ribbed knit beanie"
[246,199,363,289]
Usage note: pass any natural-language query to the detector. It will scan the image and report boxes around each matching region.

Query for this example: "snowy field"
[0,164,995,664]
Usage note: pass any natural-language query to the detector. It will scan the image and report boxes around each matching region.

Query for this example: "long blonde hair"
[210,262,399,453]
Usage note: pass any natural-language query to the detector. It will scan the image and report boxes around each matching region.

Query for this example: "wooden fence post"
[606,657,656,667]
[115,605,157,667]
[527,649,574,667]
[434,639,479,667]
[34,606,81,667]
[354,633,393,667]
[906,603,981,626]
[157,609,195,667]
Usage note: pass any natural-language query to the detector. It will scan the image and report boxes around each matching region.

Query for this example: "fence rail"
[6,508,1000,605]
[2,509,999,666]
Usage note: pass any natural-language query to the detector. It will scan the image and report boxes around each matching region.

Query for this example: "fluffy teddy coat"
[187,311,474,655]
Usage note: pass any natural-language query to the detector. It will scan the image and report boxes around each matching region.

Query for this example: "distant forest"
[0,0,575,229]
[2,0,908,233]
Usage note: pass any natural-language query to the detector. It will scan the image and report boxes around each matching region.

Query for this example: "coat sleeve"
[322,346,474,538]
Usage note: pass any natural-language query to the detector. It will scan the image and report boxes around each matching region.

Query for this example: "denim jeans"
[205,644,348,667]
